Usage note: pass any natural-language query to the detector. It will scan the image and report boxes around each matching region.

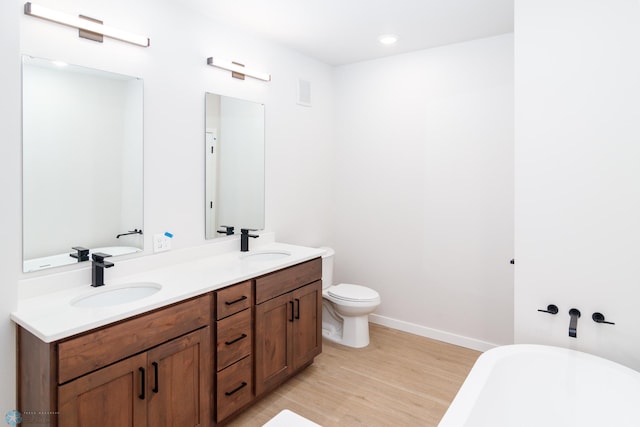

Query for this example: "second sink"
[240,250,291,262]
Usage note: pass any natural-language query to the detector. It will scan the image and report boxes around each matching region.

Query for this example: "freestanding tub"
[439,344,640,427]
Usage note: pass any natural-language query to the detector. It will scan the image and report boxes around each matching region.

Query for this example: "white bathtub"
[439,344,640,427]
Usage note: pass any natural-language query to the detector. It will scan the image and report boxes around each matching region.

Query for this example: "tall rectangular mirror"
[205,93,265,239]
[22,56,144,272]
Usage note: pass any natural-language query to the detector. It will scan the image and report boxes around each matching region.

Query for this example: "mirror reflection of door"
[205,127,219,236]
[205,93,265,239]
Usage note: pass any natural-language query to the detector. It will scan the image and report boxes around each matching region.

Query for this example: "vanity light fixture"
[24,2,150,47]
[206,57,271,82]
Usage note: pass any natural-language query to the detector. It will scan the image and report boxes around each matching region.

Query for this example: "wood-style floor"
[228,324,481,426]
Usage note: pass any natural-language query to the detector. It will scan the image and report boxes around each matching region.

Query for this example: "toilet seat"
[328,283,379,302]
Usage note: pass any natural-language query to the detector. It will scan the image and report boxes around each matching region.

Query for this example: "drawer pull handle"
[152,361,159,393]
[295,298,300,319]
[225,295,248,306]
[225,381,248,396]
[225,333,248,346]
[138,367,146,400]
[289,301,295,322]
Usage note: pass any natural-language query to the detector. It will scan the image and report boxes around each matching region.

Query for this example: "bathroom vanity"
[13,243,323,427]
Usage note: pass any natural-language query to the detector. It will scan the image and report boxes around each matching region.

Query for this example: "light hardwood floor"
[227,324,480,426]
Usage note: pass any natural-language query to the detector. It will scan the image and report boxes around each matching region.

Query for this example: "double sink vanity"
[13,242,325,426]
[17,55,297,426]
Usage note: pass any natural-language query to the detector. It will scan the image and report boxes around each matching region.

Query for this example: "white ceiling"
[190,0,514,66]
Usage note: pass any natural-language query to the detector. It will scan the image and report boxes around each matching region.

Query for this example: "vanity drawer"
[216,308,252,371]
[57,293,212,383]
[255,258,322,304]
[215,281,253,319]
[216,356,253,422]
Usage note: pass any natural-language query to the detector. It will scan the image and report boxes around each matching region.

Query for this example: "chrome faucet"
[240,229,258,252]
[568,308,581,338]
[91,252,114,287]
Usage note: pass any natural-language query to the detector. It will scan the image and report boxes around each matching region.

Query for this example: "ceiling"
[190,0,514,66]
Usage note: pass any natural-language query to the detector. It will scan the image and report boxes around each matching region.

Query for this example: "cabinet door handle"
[225,381,248,396]
[295,298,300,320]
[138,367,146,400]
[152,361,159,393]
[225,295,248,306]
[225,333,248,346]
[289,301,295,322]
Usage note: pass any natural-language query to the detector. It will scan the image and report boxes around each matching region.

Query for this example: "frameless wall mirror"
[22,56,144,272]
[205,93,265,239]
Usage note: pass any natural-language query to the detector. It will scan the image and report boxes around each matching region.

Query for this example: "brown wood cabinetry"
[254,259,322,397]
[58,328,210,427]
[146,329,210,427]
[58,353,147,427]
[213,282,254,423]
[215,355,253,422]
[291,282,323,369]
[17,257,323,427]
[18,294,212,427]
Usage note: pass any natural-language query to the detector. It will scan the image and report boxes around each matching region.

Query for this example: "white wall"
[0,0,21,416]
[515,0,640,370]
[332,34,514,350]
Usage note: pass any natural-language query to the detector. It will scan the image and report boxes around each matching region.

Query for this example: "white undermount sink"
[240,250,292,262]
[71,282,162,308]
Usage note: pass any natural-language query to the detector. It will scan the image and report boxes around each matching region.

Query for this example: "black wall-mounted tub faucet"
[116,228,143,238]
[569,308,581,338]
[91,252,114,287]
[240,229,259,252]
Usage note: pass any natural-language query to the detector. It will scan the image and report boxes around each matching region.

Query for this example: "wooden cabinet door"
[146,328,212,427]
[58,353,147,427]
[254,292,293,396]
[292,280,322,370]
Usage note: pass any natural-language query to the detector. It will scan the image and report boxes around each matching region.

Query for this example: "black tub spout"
[569,308,581,338]
[116,228,143,238]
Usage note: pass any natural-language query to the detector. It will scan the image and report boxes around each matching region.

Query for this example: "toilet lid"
[328,284,379,302]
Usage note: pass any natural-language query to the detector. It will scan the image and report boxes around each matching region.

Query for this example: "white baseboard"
[369,314,497,353]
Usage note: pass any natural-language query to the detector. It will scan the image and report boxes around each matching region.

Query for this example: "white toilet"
[320,247,381,348]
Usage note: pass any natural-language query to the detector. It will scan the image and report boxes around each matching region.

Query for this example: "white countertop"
[11,242,325,343]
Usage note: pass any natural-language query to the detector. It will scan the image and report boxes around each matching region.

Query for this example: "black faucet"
[217,225,235,236]
[116,228,143,238]
[240,229,259,252]
[70,246,89,262]
[91,252,114,287]
[568,308,581,338]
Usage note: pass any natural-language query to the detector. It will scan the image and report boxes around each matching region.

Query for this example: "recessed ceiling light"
[378,34,398,46]
[52,60,68,67]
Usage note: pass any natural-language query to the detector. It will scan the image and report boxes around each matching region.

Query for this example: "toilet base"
[322,313,371,348]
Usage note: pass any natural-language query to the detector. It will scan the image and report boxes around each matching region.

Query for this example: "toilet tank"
[320,247,335,290]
